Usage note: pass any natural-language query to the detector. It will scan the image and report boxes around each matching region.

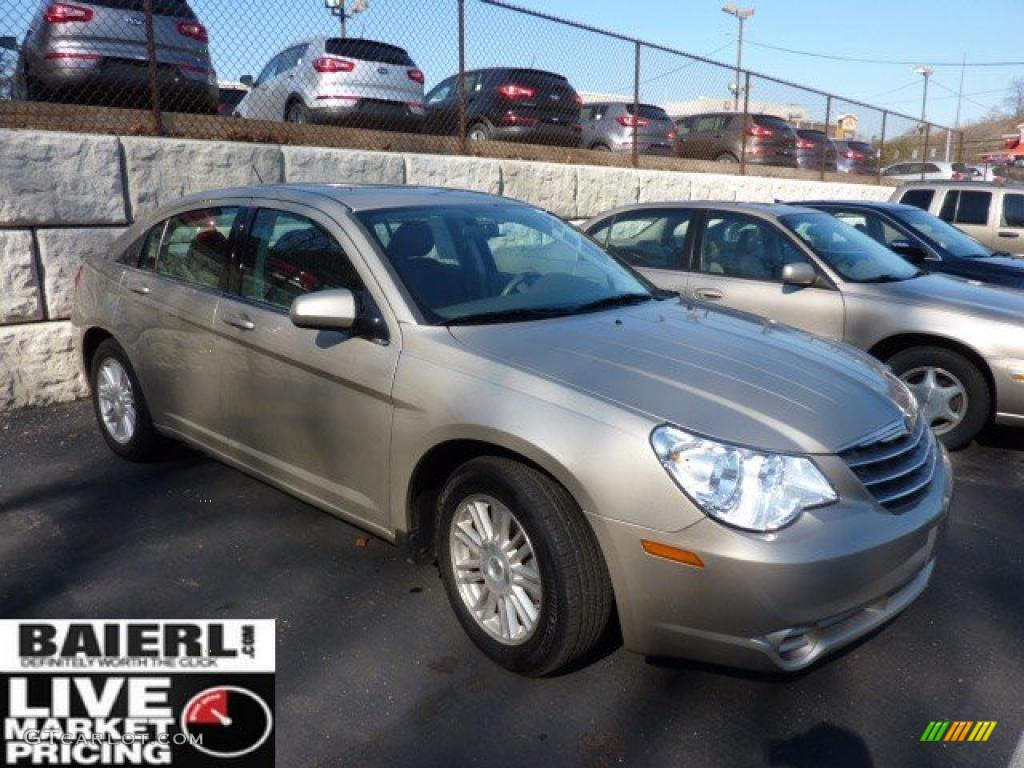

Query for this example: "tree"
[1002,76,1024,118]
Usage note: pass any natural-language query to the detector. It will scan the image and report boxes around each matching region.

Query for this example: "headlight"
[884,370,919,423]
[651,426,837,532]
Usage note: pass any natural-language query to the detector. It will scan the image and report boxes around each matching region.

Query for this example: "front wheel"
[887,346,990,450]
[436,457,613,676]
[90,338,163,461]
[466,122,491,142]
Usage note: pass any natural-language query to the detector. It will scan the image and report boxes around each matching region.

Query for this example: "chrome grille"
[840,417,937,512]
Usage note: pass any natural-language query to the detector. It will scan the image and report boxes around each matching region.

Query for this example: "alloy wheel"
[96,358,137,444]
[900,366,968,435]
[449,494,542,645]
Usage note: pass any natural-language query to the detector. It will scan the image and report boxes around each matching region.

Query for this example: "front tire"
[437,457,613,676]
[90,338,163,461]
[887,346,990,450]
[466,122,491,142]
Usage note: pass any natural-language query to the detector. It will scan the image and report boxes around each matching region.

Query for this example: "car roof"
[795,200,920,213]
[895,179,1024,189]
[174,183,528,213]
[589,201,816,219]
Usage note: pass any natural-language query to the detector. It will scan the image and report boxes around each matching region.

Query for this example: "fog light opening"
[776,630,815,661]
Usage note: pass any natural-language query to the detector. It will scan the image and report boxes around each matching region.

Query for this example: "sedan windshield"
[780,212,921,282]
[894,208,994,259]
[358,204,656,324]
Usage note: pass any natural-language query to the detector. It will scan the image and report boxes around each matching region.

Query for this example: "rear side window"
[241,209,363,311]
[1002,194,1024,228]
[85,0,196,17]
[604,210,693,270]
[939,190,992,226]
[899,189,935,210]
[156,208,238,290]
[325,39,414,65]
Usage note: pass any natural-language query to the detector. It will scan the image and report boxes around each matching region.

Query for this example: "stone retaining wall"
[0,128,892,411]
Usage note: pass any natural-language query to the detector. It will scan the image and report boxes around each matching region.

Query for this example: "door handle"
[127,281,151,295]
[694,288,723,300]
[222,313,255,331]
[998,231,1020,238]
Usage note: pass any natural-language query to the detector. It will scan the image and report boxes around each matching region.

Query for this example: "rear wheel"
[466,122,491,142]
[436,457,613,676]
[285,99,309,124]
[591,143,611,152]
[887,346,990,450]
[90,339,163,461]
[715,152,738,164]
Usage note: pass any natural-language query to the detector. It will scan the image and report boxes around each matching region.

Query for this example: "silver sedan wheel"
[900,366,967,435]
[449,494,542,646]
[97,358,136,444]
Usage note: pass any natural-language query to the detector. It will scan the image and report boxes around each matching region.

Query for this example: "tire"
[591,143,611,152]
[436,456,613,676]
[90,338,163,461]
[715,152,738,164]
[466,122,490,142]
[886,346,990,450]
[285,100,309,124]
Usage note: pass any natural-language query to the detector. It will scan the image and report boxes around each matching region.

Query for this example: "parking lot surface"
[2,400,1022,768]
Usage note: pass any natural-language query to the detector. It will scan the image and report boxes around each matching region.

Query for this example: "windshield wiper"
[859,274,912,284]
[569,293,655,314]
[443,307,575,326]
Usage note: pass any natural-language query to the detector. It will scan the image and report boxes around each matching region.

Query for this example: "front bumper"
[587,448,953,671]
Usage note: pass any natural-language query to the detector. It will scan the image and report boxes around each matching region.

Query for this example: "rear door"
[937,189,994,246]
[115,202,244,443]
[215,202,400,530]
[997,191,1024,253]
[598,208,696,295]
[689,210,845,339]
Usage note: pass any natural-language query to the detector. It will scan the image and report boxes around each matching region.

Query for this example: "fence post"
[457,0,467,154]
[877,110,887,186]
[957,130,965,163]
[632,40,640,169]
[142,0,163,135]
[739,71,751,176]
[820,94,832,181]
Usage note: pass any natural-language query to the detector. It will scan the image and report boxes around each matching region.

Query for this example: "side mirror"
[889,240,929,262]
[781,262,817,287]
[289,289,358,331]
[239,74,254,87]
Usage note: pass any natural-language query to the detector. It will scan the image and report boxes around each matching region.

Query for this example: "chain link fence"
[0,0,977,184]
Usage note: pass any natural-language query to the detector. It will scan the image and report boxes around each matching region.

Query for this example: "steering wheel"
[501,271,542,296]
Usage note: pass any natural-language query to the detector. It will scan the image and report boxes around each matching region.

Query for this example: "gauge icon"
[182,686,273,759]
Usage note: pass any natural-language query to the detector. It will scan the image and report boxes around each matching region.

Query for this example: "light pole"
[722,4,754,111]
[917,65,933,165]
[325,0,368,38]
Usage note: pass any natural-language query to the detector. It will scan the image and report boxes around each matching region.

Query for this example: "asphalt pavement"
[1,401,1022,768]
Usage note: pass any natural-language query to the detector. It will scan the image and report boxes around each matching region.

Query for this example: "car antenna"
[252,163,264,185]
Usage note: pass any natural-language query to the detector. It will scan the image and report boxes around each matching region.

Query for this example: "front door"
[689,210,845,339]
[214,203,400,531]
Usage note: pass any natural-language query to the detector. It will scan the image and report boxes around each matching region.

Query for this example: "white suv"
[235,36,425,131]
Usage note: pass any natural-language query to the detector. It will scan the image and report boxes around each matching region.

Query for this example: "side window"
[241,209,363,311]
[939,191,958,222]
[425,76,455,104]
[695,115,722,133]
[254,54,280,86]
[1002,194,1024,228]
[899,189,935,211]
[699,213,807,282]
[954,191,992,225]
[139,223,164,270]
[156,208,237,290]
[923,164,941,174]
[605,210,692,270]
[676,117,694,136]
[834,211,869,232]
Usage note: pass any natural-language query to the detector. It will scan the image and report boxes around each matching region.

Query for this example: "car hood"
[449,300,908,455]
[843,272,1024,320]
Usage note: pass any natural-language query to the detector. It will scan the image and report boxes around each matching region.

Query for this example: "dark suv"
[675,112,797,167]
[13,0,217,113]
[422,67,581,147]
